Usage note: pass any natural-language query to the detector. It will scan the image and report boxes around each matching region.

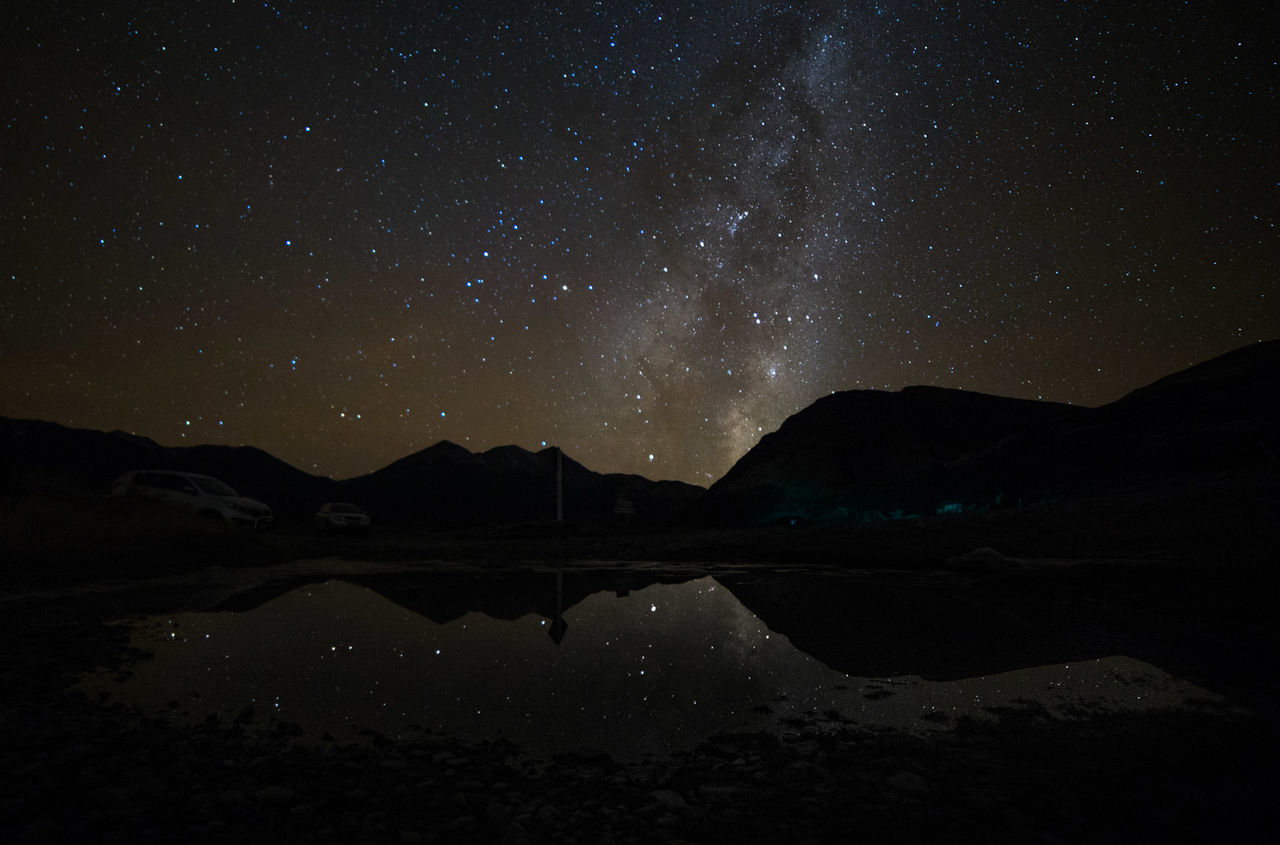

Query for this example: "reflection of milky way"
[82,578,1220,759]
[2,4,1273,483]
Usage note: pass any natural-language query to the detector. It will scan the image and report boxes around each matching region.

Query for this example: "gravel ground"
[3,565,1277,844]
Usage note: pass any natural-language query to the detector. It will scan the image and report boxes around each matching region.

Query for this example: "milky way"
[2,2,1274,484]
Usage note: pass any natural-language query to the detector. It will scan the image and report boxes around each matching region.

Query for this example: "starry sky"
[2,2,1275,485]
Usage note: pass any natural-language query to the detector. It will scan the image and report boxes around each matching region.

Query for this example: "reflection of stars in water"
[84,578,1225,759]
[714,581,776,673]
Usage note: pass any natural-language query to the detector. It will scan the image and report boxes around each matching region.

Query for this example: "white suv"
[112,470,274,529]
[315,502,372,536]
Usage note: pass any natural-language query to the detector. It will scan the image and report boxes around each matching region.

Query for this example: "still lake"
[83,570,1221,759]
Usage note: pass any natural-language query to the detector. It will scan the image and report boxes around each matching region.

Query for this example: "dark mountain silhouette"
[333,441,702,526]
[0,418,701,527]
[0,419,162,495]
[0,418,333,518]
[4,340,1275,530]
[691,388,1086,525]
[694,339,1280,525]
[1065,339,1280,480]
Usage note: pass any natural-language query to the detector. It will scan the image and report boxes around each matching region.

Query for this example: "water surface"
[83,573,1221,758]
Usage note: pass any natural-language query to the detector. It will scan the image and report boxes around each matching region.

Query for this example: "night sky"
[3,2,1275,485]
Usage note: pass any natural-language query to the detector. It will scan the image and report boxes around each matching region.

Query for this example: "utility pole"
[555,445,563,523]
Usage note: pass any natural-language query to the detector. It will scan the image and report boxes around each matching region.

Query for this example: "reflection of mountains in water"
[209,566,1259,716]
[210,569,672,628]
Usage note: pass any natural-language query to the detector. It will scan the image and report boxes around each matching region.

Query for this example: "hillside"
[694,340,1280,525]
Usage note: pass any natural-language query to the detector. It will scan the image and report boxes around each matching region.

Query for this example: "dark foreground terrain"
[2,485,1278,843]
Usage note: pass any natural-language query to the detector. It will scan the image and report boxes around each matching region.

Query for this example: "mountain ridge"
[693,339,1280,525]
[3,339,1276,528]
[0,418,703,527]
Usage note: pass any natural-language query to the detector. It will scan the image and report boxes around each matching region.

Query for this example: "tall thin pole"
[555,446,563,523]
